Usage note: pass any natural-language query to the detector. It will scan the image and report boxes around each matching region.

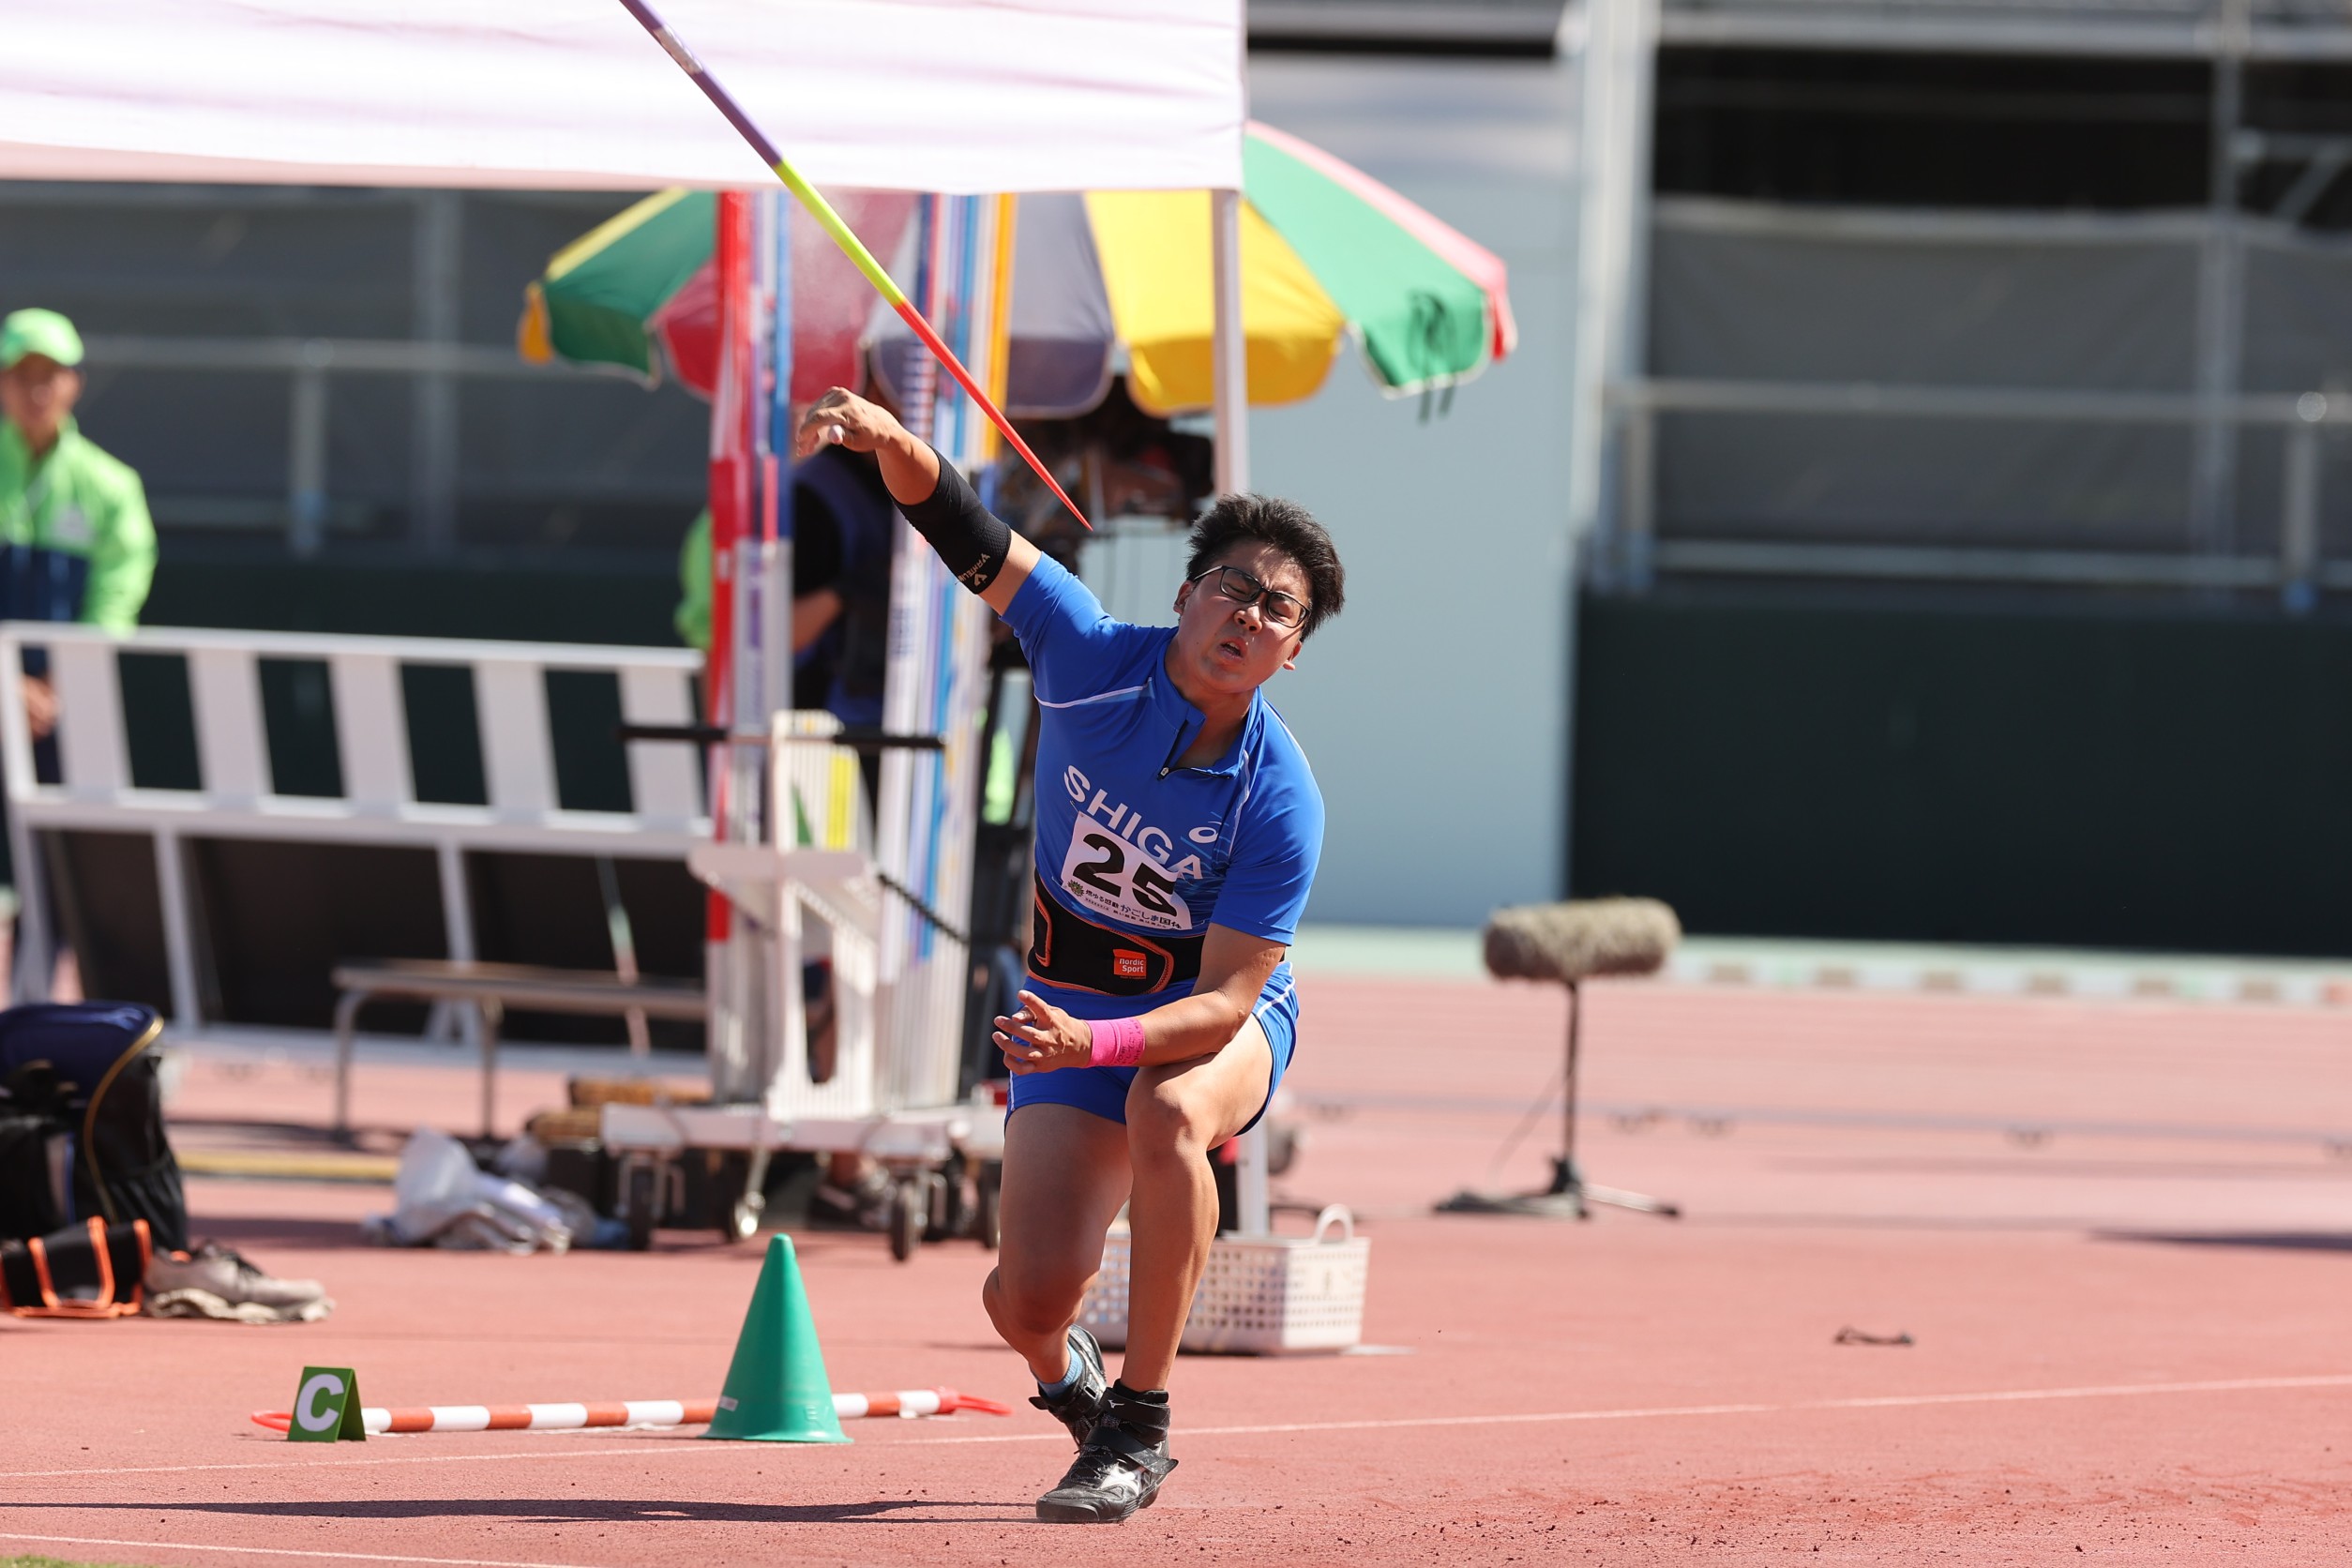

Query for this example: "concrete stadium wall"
[1247,51,1580,927]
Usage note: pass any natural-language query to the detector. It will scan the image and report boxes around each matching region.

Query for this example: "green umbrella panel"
[520,188,714,381]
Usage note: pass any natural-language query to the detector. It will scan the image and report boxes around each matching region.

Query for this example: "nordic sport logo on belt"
[1028,875,1205,998]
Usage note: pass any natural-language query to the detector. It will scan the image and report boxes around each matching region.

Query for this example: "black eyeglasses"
[1189,565,1310,631]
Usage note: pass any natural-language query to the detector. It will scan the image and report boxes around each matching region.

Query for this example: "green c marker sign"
[288,1366,367,1442]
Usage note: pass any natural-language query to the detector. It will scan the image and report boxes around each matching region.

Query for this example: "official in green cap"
[0,308,158,746]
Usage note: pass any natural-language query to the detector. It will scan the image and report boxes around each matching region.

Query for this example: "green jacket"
[0,416,156,630]
[675,507,710,654]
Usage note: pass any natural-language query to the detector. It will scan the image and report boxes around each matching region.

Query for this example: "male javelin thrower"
[796,387,1340,1524]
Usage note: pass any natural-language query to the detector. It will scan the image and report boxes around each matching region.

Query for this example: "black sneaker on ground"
[1035,1380,1177,1524]
[1028,1324,1110,1447]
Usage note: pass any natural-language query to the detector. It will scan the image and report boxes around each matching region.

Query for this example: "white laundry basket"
[1078,1205,1369,1354]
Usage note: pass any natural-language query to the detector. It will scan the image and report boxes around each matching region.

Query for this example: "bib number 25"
[1061,829,1191,932]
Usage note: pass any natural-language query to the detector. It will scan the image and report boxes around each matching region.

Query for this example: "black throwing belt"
[1028,875,1203,999]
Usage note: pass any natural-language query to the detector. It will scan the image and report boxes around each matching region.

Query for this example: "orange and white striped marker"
[251,1388,1008,1437]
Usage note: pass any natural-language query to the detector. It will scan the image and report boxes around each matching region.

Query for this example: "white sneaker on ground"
[143,1241,334,1323]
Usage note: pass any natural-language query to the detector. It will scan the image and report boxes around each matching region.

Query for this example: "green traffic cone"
[702,1233,851,1443]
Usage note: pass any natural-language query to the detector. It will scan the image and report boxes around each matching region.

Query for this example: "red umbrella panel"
[651,190,917,402]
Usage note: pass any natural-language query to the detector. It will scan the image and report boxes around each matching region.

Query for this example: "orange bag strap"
[86,1216,120,1307]
[130,1217,152,1304]
[9,1218,146,1319]
[27,1231,62,1309]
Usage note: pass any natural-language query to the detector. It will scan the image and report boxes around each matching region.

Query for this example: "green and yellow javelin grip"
[618,0,1092,530]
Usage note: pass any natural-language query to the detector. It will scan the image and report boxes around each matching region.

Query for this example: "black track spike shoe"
[1028,1325,1109,1448]
[1035,1380,1177,1524]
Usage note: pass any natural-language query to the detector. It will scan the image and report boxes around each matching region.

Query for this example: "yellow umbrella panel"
[1083,190,1349,417]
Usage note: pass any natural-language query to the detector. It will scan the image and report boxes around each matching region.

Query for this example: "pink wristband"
[1088,1016,1148,1068]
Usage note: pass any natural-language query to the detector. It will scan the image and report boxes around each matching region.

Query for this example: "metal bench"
[331,958,708,1140]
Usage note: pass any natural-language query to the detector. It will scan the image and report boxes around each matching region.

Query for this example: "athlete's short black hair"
[1184,493,1345,639]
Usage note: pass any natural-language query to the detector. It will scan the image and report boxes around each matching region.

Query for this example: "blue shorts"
[1008,974,1298,1136]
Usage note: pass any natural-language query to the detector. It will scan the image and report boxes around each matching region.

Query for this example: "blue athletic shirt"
[1003,551,1323,1023]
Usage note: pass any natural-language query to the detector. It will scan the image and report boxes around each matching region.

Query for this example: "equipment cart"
[599,190,1025,1260]
[604,712,1009,1261]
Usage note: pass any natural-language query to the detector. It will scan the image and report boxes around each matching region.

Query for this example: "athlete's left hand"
[793,386,904,460]
[994,989,1092,1075]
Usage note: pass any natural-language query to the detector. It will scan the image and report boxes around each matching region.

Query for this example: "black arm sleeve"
[898,446,1012,594]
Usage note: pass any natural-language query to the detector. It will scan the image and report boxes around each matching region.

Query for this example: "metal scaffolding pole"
[2191,0,2251,560]
[1566,0,1659,591]
[409,191,463,554]
[1209,185,1271,1239]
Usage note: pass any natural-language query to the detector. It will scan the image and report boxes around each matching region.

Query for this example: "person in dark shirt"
[672,445,895,724]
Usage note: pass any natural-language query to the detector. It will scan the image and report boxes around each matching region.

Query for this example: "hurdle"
[0,622,704,1048]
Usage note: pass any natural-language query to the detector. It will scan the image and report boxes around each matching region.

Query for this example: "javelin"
[617,0,1093,531]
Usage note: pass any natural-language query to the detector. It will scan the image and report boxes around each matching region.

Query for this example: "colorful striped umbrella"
[520,123,1513,418]
[518,187,916,402]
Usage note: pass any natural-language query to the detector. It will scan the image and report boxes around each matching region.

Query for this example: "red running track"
[6,976,2352,1565]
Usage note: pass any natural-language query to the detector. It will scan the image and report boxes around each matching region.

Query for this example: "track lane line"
[905,1371,2352,1446]
[7,1370,2350,1481]
[0,1533,607,1568]
[0,1441,720,1482]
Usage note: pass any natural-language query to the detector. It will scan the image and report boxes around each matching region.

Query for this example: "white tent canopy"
[0,0,1243,193]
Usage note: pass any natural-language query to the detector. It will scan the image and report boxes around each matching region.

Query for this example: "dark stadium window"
[257,657,343,799]
[118,652,201,792]
[1653,49,2211,211]
[401,662,488,807]
[2242,63,2352,232]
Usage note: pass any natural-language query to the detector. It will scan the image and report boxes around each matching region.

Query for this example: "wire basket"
[1078,1205,1369,1355]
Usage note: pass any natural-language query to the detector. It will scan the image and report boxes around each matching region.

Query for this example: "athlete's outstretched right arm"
[793,387,1036,616]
